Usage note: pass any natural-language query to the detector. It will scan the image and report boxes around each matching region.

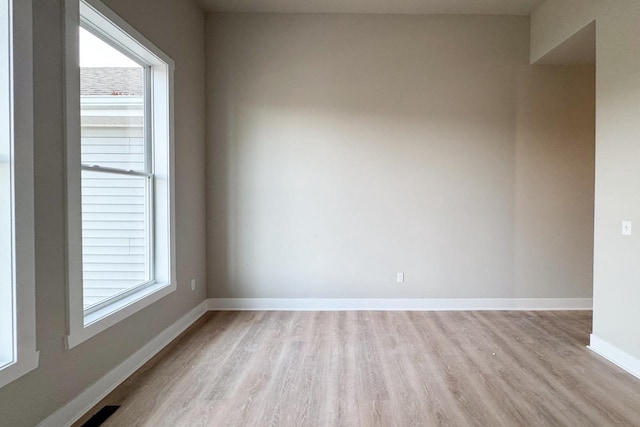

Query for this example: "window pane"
[81,170,150,310]
[79,26,151,311]
[0,0,13,367]
[80,27,146,172]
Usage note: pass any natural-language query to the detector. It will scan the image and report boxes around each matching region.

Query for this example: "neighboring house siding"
[81,94,148,309]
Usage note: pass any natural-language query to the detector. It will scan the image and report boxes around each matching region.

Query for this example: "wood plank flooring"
[75,311,640,426]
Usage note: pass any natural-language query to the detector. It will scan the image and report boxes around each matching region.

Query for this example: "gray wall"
[206,13,595,299]
[532,0,640,365]
[0,0,207,425]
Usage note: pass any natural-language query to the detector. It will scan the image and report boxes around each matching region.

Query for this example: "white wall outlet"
[191,279,196,291]
[622,221,632,236]
[396,272,404,283]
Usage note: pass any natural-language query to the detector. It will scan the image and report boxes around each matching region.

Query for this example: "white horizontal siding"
[83,271,146,280]
[82,198,144,206]
[83,237,145,247]
[83,204,145,213]
[81,115,148,309]
[83,162,145,170]
[81,136,144,171]
[82,145,144,154]
[82,279,147,287]
[83,254,146,263]
[83,230,146,239]
[83,212,145,221]
[82,137,143,145]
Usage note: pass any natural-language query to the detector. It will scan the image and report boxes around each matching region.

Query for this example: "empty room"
[1,0,640,425]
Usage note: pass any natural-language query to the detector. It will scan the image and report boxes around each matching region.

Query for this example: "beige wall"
[206,14,595,300]
[0,0,207,426]
[532,0,640,362]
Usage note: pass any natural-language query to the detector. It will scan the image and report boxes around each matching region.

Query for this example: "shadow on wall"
[206,14,596,300]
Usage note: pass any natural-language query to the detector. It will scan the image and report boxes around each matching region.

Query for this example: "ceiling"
[198,0,547,16]
[535,21,595,65]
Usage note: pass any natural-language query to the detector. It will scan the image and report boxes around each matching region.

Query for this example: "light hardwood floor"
[75,311,640,426]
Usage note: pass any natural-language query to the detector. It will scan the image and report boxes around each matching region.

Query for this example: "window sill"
[0,351,39,389]
[66,281,176,349]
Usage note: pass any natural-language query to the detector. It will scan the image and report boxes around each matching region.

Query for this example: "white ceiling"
[535,21,595,65]
[198,0,547,16]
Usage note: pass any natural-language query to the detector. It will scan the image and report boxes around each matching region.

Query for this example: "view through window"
[80,27,152,311]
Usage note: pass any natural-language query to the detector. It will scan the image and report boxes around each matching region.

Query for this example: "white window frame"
[0,0,38,389]
[64,0,176,349]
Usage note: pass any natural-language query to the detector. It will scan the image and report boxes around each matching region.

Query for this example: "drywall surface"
[533,0,640,362]
[206,14,595,300]
[0,0,207,426]
[530,0,597,63]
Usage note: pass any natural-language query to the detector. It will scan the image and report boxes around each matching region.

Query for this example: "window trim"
[0,0,38,389]
[64,0,176,349]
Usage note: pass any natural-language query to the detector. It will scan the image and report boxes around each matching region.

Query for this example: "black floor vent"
[81,405,121,427]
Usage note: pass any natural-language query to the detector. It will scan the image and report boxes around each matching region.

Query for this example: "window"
[0,0,13,371]
[0,0,38,388]
[65,0,175,348]
[80,29,151,312]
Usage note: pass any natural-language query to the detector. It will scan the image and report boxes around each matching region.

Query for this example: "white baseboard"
[588,334,640,380]
[38,300,208,427]
[207,297,593,311]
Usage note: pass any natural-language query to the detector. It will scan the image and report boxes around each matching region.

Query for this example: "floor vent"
[81,405,121,427]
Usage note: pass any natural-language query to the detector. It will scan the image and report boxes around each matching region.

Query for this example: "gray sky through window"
[80,27,141,68]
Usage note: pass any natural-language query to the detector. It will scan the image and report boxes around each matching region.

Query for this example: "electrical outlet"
[397,272,404,283]
[622,221,632,236]
[191,279,196,291]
